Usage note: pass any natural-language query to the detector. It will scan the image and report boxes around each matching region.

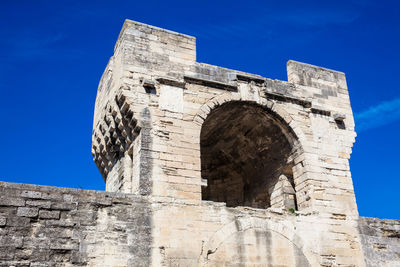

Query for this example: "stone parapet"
[0,181,151,267]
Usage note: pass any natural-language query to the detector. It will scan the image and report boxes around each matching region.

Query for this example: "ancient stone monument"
[0,20,399,266]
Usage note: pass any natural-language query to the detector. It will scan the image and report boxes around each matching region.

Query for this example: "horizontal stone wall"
[0,182,152,267]
[358,216,400,267]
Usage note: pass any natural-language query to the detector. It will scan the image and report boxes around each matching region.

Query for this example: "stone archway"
[194,93,306,143]
[200,217,318,267]
[200,100,301,210]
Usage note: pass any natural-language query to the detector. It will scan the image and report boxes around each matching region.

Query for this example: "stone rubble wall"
[358,217,400,267]
[0,182,152,267]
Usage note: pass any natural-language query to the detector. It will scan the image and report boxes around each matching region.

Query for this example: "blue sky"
[1,0,399,219]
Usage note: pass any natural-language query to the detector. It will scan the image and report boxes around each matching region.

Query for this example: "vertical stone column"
[270,174,297,210]
[287,61,364,266]
[287,60,357,216]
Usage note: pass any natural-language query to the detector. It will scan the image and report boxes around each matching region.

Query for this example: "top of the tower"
[115,19,196,52]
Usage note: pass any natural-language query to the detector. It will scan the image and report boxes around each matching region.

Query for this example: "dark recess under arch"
[200,101,298,209]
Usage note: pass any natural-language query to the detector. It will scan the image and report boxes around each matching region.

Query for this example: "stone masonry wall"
[2,19,399,267]
[2,180,400,266]
[90,20,366,266]
[358,217,400,267]
[0,182,152,267]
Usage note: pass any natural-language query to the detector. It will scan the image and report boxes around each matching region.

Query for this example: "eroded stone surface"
[358,217,400,267]
[0,182,152,267]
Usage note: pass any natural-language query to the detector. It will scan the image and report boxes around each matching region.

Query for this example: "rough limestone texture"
[0,182,152,267]
[1,19,399,266]
[358,217,400,266]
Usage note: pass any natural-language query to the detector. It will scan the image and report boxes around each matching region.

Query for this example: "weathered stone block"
[0,217,6,227]
[0,197,25,207]
[17,207,38,217]
[70,251,87,264]
[5,216,31,227]
[21,190,42,199]
[22,237,50,249]
[38,210,60,219]
[45,219,75,227]
[30,263,49,267]
[50,239,78,250]
[26,200,51,209]
[50,202,77,210]
[0,246,15,260]
[0,236,23,248]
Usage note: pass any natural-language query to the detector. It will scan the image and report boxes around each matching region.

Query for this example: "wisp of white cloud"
[355,97,400,132]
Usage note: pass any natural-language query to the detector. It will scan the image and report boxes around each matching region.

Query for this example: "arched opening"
[200,101,298,209]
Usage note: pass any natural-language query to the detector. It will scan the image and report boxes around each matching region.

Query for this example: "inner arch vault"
[200,101,299,209]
